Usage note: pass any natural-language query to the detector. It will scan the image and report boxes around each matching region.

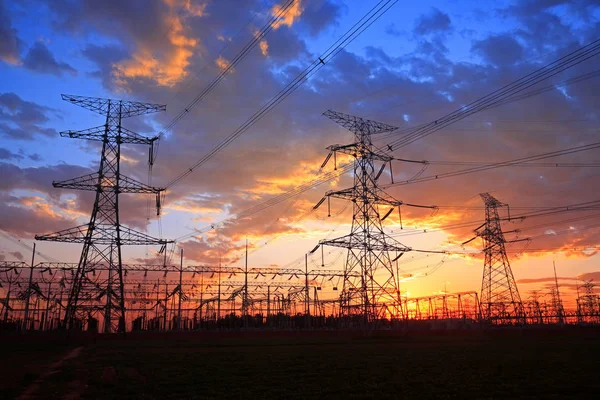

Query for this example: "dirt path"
[16,346,83,400]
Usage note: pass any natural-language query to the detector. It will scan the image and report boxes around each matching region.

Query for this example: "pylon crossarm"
[118,174,164,193]
[223,281,304,289]
[372,191,403,207]
[52,173,98,190]
[53,173,164,194]
[308,269,362,278]
[326,188,356,202]
[0,261,28,270]
[327,143,393,162]
[123,264,179,272]
[35,224,171,246]
[328,143,361,157]
[60,126,105,140]
[248,267,304,276]
[185,265,244,274]
[60,126,156,145]
[111,226,173,246]
[320,234,411,252]
[62,94,166,117]
[323,110,398,136]
[35,224,89,243]
[116,127,158,145]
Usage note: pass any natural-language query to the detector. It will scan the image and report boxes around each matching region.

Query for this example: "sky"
[1,0,600,308]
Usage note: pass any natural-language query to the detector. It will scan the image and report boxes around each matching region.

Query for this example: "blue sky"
[1,0,600,302]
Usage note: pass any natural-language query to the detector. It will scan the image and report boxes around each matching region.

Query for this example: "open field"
[2,328,600,399]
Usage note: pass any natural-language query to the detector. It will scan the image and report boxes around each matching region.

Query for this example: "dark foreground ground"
[2,328,600,399]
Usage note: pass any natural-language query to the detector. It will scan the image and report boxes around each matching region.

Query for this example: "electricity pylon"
[313,110,414,323]
[36,94,172,333]
[470,193,525,323]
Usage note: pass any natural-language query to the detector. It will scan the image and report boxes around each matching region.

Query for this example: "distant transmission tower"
[313,110,416,323]
[472,193,524,323]
[36,94,172,333]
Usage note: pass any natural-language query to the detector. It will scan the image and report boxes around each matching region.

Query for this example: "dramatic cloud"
[517,276,578,284]
[0,92,57,140]
[0,0,22,65]
[271,0,304,29]
[413,7,452,35]
[0,147,23,161]
[0,192,79,238]
[577,271,600,282]
[22,42,77,77]
[1,0,599,288]
[297,0,344,36]
[472,34,524,67]
[215,55,231,71]
[81,43,129,84]
[113,0,202,87]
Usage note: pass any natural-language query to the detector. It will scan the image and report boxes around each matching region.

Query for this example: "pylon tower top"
[61,94,166,117]
[323,110,398,138]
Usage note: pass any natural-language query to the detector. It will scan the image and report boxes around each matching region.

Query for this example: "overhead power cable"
[0,228,59,263]
[383,139,600,188]
[372,67,600,142]
[382,38,600,150]
[170,30,598,255]
[164,0,399,188]
[194,48,600,225]
[145,1,276,261]
[175,139,600,244]
[388,208,600,239]
[154,0,299,146]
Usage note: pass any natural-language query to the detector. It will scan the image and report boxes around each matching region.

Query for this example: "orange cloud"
[271,0,304,29]
[113,0,204,87]
[259,40,269,56]
[20,196,63,220]
[179,0,207,16]
[215,55,232,72]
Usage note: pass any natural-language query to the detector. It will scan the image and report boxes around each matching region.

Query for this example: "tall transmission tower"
[473,193,524,323]
[36,94,172,333]
[313,110,413,323]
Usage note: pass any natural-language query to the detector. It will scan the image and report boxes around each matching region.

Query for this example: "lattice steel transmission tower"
[474,193,524,323]
[36,94,171,333]
[313,110,412,322]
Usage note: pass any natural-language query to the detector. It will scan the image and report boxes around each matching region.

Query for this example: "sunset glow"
[1,0,600,329]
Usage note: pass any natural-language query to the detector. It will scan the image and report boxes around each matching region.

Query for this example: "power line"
[382,38,600,150]
[164,0,399,189]
[0,228,59,263]
[383,139,600,188]
[154,0,299,143]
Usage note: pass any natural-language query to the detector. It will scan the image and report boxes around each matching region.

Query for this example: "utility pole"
[155,279,160,322]
[3,280,12,323]
[22,243,36,331]
[243,239,249,329]
[178,248,183,330]
[553,261,564,324]
[199,272,204,326]
[305,253,310,328]
[267,285,271,325]
[105,244,113,333]
[163,284,168,331]
[43,282,52,331]
[217,258,221,322]
[35,94,173,333]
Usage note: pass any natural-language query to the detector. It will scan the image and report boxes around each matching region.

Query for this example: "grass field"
[3,328,600,399]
